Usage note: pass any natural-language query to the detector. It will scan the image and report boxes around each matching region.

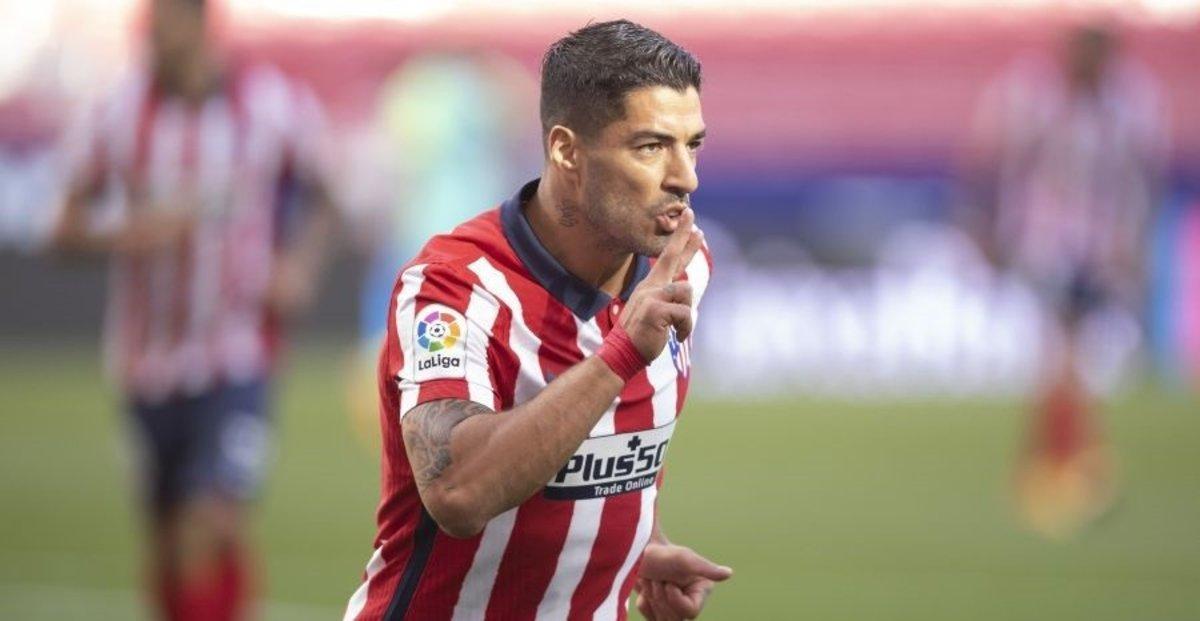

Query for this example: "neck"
[525,176,635,298]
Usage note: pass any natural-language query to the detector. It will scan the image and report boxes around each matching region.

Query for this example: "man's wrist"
[596,323,649,382]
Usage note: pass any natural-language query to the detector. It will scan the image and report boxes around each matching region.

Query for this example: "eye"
[637,142,663,154]
[687,139,704,153]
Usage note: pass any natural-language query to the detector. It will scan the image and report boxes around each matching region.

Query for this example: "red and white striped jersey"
[975,55,1168,277]
[66,63,328,401]
[345,180,713,621]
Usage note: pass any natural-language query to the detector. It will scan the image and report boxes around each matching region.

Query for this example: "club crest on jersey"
[668,327,690,377]
[545,420,676,500]
[413,305,467,380]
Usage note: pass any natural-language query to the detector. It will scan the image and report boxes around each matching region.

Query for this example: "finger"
[684,578,715,611]
[645,208,700,285]
[657,302,694,342]
[656,281,694,308]
[636,594,656,621]
[651,581,679,621]
[664,582,701,619]
[679,550,733,582]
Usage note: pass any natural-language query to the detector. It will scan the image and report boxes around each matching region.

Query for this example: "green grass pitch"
[1,342,1197,619]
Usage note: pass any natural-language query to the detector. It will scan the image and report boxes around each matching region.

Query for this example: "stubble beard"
[579,183,667,258]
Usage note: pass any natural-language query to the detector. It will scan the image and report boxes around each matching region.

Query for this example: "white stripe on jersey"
[596,486,659,621]
[464,285,501,409]
[394,264,428,419]
[450,506,519,621]
[684,247,712,326]
[533,497,606,621]
[468,257,544,404]
[343,544,386,621]
[647,348,679,428]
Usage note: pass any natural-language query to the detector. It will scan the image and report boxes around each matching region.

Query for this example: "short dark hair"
[540,20,702,140]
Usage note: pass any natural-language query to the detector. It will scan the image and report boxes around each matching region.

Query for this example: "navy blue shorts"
[128,380,272,516]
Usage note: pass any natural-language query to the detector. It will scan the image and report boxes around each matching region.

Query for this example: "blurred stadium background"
[2,0,1198,619]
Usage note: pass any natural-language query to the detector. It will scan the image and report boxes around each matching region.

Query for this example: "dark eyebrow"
[629,130,676,143]
[629,128,708,143]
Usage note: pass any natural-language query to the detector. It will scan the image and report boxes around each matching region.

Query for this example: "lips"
[654,205,687,234]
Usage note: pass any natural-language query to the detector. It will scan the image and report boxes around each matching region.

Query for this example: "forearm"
[405,356,623,536]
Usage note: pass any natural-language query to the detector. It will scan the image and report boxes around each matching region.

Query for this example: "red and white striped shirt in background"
[66,63,328,402]
[345,180,714,621]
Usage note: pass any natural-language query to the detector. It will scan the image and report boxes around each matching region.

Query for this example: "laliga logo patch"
[414,305,467,380]
[668,326,690,377]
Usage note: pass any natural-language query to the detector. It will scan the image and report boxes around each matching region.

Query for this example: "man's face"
[576,85,705,257]
[1065,27,1113,92]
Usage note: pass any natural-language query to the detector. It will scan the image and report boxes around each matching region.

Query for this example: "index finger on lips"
[645,208,699,285]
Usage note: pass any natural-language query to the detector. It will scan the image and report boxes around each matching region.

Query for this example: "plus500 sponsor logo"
[545,421,675,500]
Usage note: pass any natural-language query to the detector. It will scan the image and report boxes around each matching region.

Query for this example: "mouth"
[654,204,688,234]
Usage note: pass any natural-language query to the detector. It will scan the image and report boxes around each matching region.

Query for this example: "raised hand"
[620,208,703,362]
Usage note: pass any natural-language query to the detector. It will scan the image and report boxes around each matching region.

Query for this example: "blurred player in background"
[966,23,1169,538]
[344,20,730,621]
[51,0,337,617]
[346,50,538,447]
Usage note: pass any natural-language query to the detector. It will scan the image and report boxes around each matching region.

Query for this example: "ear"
[547,125,580,176]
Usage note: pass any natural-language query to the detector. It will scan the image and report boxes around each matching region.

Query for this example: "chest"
[108,96,288,220]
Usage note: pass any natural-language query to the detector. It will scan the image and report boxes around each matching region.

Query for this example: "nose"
[663,144,699,197]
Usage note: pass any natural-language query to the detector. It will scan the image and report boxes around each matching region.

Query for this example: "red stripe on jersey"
[402,532,483,620]
[483,297,582,619]
[567,363,656,620]
[354,536,417,621]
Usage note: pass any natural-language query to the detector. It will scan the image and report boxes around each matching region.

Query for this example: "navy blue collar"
[500,179,650,320]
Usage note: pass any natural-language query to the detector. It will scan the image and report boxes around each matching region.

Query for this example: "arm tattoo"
[403,399,491,487]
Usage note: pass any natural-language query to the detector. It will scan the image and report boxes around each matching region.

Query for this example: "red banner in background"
[224,15,1200,167]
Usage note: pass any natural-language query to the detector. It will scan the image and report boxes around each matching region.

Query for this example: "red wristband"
[597,323,650,382]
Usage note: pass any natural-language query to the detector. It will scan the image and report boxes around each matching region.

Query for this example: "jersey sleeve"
[387,262,504,421]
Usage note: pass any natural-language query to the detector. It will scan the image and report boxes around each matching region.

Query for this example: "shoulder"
[395,209,511,298]
[410,209,510,274]
[232,63,322,125]
[87,69,152,137]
